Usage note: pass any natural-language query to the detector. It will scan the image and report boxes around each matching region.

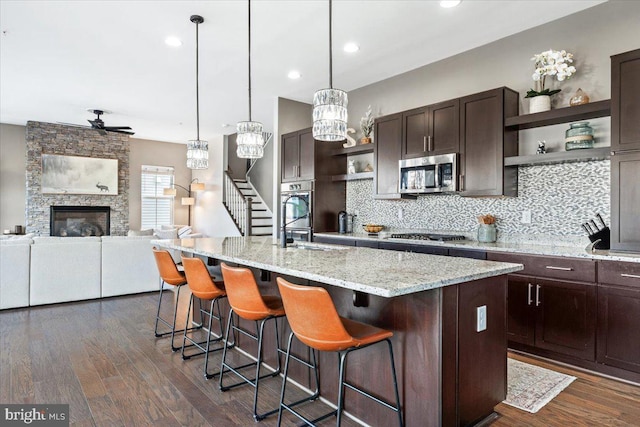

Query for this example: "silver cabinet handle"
[545,266,573,271]
[535,284,541,307]
[423,136,427,152]
[527,283,533,306]
[621,273,640,279]
[458,175,464,191]
[428,135,433,152]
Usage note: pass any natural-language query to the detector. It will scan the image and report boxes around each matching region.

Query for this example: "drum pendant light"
[187,15,209,170]
[236,0,265,159]
[312,0,348,142]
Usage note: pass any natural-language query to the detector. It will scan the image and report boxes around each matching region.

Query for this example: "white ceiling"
[0,0,604,143]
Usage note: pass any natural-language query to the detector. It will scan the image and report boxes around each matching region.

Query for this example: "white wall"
[191,135,241,237]
[0,123,26,232]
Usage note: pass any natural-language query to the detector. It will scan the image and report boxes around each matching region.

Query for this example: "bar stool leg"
[386,338,403,427]
[154,280,166,337]
[336,351,348,426]
[181,293,196,359]
[170,285,183,351]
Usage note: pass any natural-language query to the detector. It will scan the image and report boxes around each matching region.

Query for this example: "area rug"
[504,358,576,413]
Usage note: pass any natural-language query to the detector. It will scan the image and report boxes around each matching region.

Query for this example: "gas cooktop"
[390,233,466,242]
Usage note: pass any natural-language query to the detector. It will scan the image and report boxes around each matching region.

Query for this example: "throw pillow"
[178,226,192,238]
[154,228,178,240]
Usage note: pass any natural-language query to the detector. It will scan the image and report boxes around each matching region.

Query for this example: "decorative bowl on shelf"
[363,224,384,233]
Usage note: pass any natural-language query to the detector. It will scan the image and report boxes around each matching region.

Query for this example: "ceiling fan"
[61,109,134,135]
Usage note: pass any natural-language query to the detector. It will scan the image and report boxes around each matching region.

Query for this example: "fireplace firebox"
[50,206,110,237]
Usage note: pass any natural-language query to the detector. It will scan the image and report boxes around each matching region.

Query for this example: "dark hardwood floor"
[1,292,639,426]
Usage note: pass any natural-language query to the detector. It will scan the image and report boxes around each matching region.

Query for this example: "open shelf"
[331,172,374,182]
[331,144,375,156]
[505,147,611,167]
[505,100,611,130]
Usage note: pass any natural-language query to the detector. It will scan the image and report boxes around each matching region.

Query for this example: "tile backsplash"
[346,160,609,247]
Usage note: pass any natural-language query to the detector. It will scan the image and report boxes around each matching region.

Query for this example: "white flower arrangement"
[360,105,374,138]
[526,49,577,98]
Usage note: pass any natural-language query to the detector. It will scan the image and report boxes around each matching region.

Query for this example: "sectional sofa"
[0,235,164,309]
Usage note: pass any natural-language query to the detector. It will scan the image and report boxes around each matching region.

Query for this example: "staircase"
[222,172,274,236]
[222,132,274,236]
[233,179,273,236]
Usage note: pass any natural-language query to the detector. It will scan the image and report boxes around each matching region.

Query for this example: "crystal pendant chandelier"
[236,0,265,159]
[312,0,348,142]
[187,15,209,170]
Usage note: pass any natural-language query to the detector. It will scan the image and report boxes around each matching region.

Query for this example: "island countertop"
[153,236,523,297]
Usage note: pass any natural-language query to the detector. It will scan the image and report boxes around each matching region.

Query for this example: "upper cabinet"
[610,48,640,253]
[281,128,316,182]
[402,99,460,159]
[373,113,403,199]
[459,87,519,197]
[611,49,640,153]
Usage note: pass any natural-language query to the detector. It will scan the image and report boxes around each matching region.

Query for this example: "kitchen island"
[153,236,523,426]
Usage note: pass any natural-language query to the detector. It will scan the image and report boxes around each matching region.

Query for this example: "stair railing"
[222,170,252,236]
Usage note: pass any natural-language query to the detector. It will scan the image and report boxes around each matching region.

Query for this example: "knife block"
[589,227,610,250]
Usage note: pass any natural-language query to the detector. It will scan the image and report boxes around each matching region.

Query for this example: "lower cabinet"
[506,274,596,361]
[597,261,640,374]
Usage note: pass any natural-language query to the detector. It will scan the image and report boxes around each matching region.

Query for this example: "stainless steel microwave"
[399,153,458,194]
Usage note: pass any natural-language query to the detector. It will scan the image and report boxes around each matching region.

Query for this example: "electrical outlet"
[398,207,404,220]
[476,305,487,332]
[521,210,532,224]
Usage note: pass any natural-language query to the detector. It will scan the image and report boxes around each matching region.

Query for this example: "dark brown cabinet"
[534,278,596,360]
[611,49,640,253]
[490,252,597,361]
[402,99,459,159]
[459,87,518,197]
[281,128,315,182]
[373,113,403,199]
[597,261,640,374]
[505,275,596,361]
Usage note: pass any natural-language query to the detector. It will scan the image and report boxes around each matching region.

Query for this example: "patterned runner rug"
[504,358,576,413]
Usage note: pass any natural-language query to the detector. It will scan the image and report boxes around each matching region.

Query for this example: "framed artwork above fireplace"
[41,154,118,195]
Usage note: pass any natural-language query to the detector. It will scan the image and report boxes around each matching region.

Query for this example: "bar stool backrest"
[181,257,225,300]
[276,277,354,351]
[220,263,272,321]
[152,248,186,286]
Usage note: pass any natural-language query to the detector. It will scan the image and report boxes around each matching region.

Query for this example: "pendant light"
[187,15,209,170]
[236,0,265,159]
[312,0,348,142]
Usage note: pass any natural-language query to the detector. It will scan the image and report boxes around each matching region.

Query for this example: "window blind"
[141,165,174,230]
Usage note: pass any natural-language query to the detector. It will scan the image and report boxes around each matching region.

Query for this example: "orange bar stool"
[181,256,231,379]
[276,278,403,427]
[152,248,202,351]
[219,262,287,421]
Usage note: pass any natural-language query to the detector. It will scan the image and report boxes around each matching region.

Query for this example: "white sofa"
[101,236,159,297]
[1,233,192,309]
[0,238,32,309]
[30,236,102,306]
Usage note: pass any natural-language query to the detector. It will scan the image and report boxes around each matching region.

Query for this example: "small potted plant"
[360,105,374,144]
[526,49,577,113]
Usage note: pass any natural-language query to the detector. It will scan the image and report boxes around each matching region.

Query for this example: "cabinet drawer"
[598,261,640,287]
[488,252,596,282]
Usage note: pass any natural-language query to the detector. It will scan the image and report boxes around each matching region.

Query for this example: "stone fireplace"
[25,121,129,235]
[50,206,110,237]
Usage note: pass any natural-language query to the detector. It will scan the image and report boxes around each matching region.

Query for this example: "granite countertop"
[152,236,523,298]
[314,232,640,263]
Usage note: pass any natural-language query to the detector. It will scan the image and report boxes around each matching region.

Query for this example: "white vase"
[529,95,551,114]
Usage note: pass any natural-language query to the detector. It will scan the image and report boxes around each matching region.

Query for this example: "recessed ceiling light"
[222,123,230,128]
[440,0,461,8]
[287,70,301,80]
[343,42,359,53]
[165,36,182,47]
